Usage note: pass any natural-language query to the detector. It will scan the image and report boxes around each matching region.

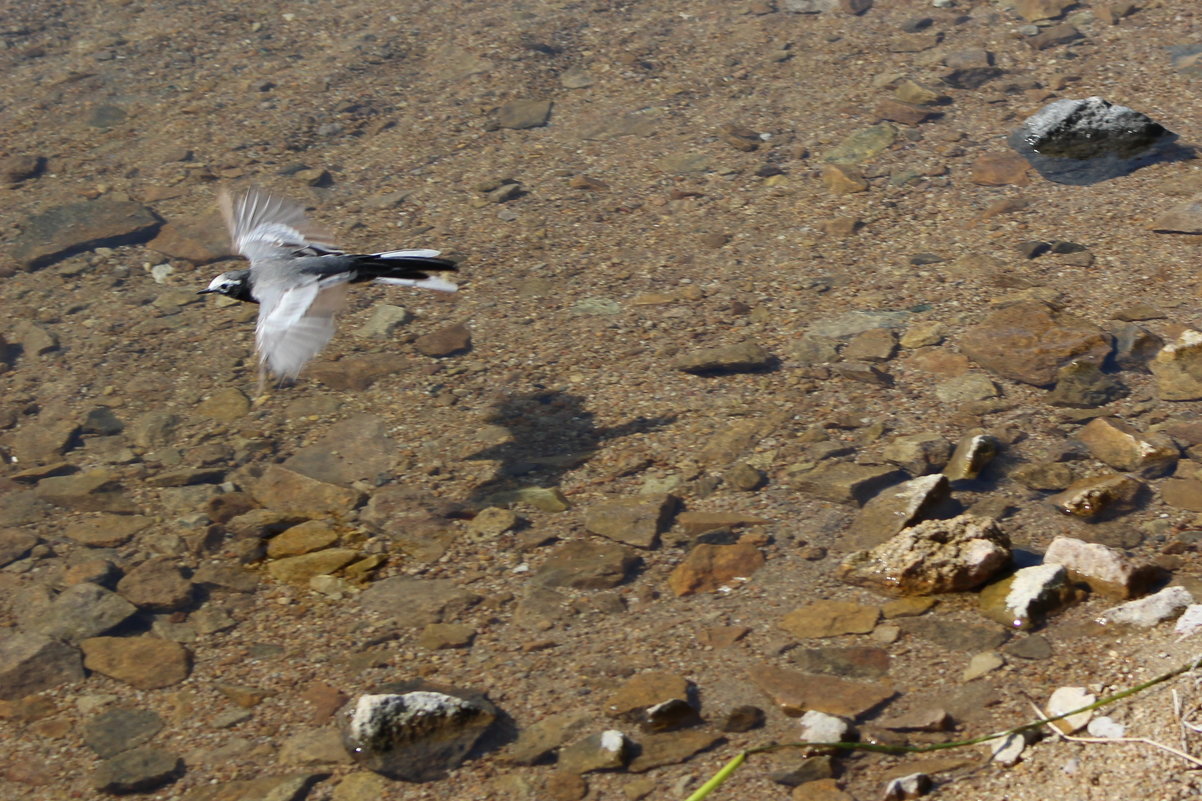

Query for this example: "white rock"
[799,709,854,744]
[1099,585,1194,627]
[1174,604,1202,637]
[1046,686,1095,733]
[991,732,1025,765]
[963,651,1005,681]
[1044,536,1139,596]
[1086,716,1126,738]
[882,772,932,800]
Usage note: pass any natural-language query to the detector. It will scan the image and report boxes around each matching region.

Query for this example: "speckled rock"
[1043,536,1152,598]
[558,730,630,774]
[533,540,640,589]
[252,464,364,518]
[0,633,85,700]
[838,515,1011,597]
[1098,585,1193,627]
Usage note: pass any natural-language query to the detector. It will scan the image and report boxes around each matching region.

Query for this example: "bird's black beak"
[197,288,214,294]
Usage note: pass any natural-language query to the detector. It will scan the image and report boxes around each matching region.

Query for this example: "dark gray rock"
[91,747,182,794]
[14,198,161,269]
[533,540,640,589]
[32,583,137,643]
[0,633,84,700]
[84,707,166,758]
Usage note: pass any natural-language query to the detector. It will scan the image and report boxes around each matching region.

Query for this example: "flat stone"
[674,341,772,374]
[899,617,1010,652]
[279,726,352,765]
[4,416,77,463]
[266,520,340,558]
[1046,686,1094,734]
[13,198,161,269]
[626,729,725,772]
[779,601,880,639]
[505,710,592,765]
[845,474,950,550]
[342,683,498,782]
[354,304,411,339]
[146,220,226,264]
[882,433,951,475]
[1161,478,1202,512]
[963,651,1006,681]
[178,773,324,801]
[331,771,392,801]
[1048,473,1143,519]
[0,528,38,566]
[414,323,471,357]
[790,462,905,506]
[838,515,1011,596]
[822,123,897,166]
[91,747,182,794]
[959,302,1112,387]
[483,486,571,512]
[34,470,138,514]
[791,778,854,801]
[558,730,630,774]
[267,549,359,584]
[675,511,772,535]
[499,99,553,130]
[533,540,640,589]
[970,152,1030,186]
[116,557,194,611]
[748,664,894,718]
[1048,361,1126,407]
[196,388,251,422]
[81,636,190,690]
[934,373,998,404]
[1076,417,1177,477]
[821,164,868,194]
[791,647,891,680]
[583,494,676,549]
[359,577,482,626]
[307,355,408,390]
[84,707,165,758]
[33,583,137,643]
[605,672,690,719]
[417,623,476,650]
[1099,585,1193,627]
[0,633,85,700]
[720,705,765,733]
[1011,462,1074,491]
[667,542,765,596]
[252,464,364,518]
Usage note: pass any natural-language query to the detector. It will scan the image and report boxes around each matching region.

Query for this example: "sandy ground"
[6,0,1202,799]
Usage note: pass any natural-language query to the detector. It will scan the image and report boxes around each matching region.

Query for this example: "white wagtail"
[199,187,458,390]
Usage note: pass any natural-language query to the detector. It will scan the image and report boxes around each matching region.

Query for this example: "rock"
[942,433,999,481]
[779,601,880,639]
[285,415,397,487]
[267,549,359,584]
[498,99,553,129]
[414,323,471,357]
[532,540,639,589]
[626,729,725,772]
[1046,686,1094,734]
[1048,472,1142,519]
[1175,605,1202,638]
[1009,96,1176,184]
[1151,194,1202,233]
[720,705,765,732]
[266,520,340,558]
[91,747,182,794]
[13,198,161,269]
[784,0,836,11]
[417,623,476,650]
[846,474,950,550]
[798,710,854,744]
[342,685,498,781]
[354,304,410,338]
[605,672,690,720]
[726,462,766,491]
[882,433,951,475]
[116,557,194,611]
[0,633,85,700]
[1152,330,1202,400]
[878,707,951,732]
[483,486,571,512]
[900,618,1009,654]
[359,577,482,626]
[959,302,1112,387]
[279,727,352,765]
[667,542,765,596]
[583,494,676,549]
[1047,361,1125,407]
[80,636,191,689]
[1015,0,1071,21]
[674,341,772,374]
[970,152,1031,186]
[33,583,137,643]
[146,220,226,264]
[963,651,1005,681]
[675,511,772,535]
[1162,477,1202,511]
[84,707,165,757]
[791,462,905,506]
[792,646,890,680]
[831,361,893,387]
[640,698,703,732]
[196,388,251,421]
[719,123,761,151]
[34,470,138,514]
[748,664,894,718]
[882,773,933,800]
[977,564,1072,629]
[177,773,324,801]
[821,164,868,194]
[1010,462,1074,491]
[934,373,998,404]
[0,528,38,566]
[4,415,76,463]
[823,123,897,166]
[838,515,1011,597]
[875,98,933,127]
[543,771,586,801]
[1099,585,1193,627]
[331,771,392,801]
[991,732,1027,766]
[307,355,408,390]
[791,777,853,801]
[252,464,364,518]
[557,731,629,773]
[1107,322,1162,371]
[467,507,518,538]
[1044,536,1152,598]
[1076,417,1177,477]
[0,153,44,184]
[506,710,592,765]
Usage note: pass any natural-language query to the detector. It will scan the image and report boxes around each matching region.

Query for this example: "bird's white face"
[201,272,245,296]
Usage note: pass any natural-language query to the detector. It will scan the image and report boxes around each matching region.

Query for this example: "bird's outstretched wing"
[219,187,341,262]
[254,276,350,379]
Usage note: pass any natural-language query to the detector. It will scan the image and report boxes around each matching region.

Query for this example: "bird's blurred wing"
[220,187,341,262]
[254,277,349,378]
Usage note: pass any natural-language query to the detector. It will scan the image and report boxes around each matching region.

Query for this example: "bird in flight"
[200,187,458,392]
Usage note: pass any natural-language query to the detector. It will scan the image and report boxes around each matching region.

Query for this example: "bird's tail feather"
[375,275,459,293]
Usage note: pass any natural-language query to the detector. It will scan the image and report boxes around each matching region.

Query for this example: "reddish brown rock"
[970,152,1030,186]
[81,637,191,690]
[415,323,471,357]
[668,542,765,596]
[779,601,880,639]
[748,664,894,718]
[959,302,1113,387]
